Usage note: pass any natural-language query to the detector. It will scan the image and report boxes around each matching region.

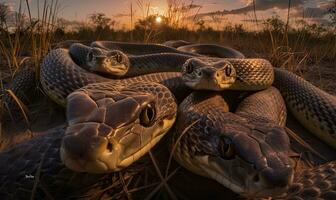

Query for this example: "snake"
[67,43,262,89]
[162,40,193,48]
[91,41,200,56]
[181,57,336,149]
[0,46,188,198]
[68,43,198,78]
[174,54,336,198]
[38,47,204,173]
[0,41,335,199]
[173,86,336,198]
[1,65,37,118]
[177,43,246,59]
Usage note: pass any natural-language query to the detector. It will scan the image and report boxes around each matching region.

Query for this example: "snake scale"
[0,40,335,199]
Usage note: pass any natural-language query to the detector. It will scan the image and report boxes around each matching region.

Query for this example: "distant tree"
[89,13,113,29]
[234,24,246,34]
[89,13,116,39]
[195,19,205,31]
[295,19,327,36]
[263,16,286,33]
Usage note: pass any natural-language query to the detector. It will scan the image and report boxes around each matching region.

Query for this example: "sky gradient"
[2,0,333,29]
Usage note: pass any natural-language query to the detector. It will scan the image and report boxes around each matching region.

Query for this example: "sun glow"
[155,16,162,23]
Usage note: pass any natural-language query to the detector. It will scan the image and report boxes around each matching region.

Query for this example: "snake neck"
[40,48,108,106]
[273,68,336,149]
[177,44,245,59]
[2,65,37,118]
[0,128,108,199]
[125,53,194,77]
[69,43,92,70]
[163,40,193,48]
[91,41,200,56]
[235,86,287,127]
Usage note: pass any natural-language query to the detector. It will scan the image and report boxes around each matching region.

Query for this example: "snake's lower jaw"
[186,155,294,198]
[117,115,176,169]
[183,76,235,91]
[60,133,117,173]
[60,146,111,173]
[243,168,294,198]
[184,79,222,91]
[94,63,128,76]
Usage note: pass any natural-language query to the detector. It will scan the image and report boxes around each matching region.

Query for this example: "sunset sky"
[2,0,333,29]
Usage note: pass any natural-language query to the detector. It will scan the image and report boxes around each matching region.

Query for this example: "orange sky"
[3,0,333,29]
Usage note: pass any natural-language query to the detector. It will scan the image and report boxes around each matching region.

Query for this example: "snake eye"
[219,137,235,159]
[225,66,232,76]
[185,63,194,74]
[87,51,93,61]
[116,54,122,63]
[139,103,156,127]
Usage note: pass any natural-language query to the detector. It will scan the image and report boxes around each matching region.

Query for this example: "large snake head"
[60,82,177,173]
[86,48,129,76]
[182,58,236,91]
[174,94,293,198]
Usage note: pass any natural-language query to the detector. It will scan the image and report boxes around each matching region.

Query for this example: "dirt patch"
[303,63,336,95]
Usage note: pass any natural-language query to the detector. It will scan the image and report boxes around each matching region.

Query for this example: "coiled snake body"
[0,41,335,199]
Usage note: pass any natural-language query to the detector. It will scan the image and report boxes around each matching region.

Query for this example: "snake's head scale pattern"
[174,93,293,198]
[182,58,236,91]
[60,82,177,173]
[86,48,130,76]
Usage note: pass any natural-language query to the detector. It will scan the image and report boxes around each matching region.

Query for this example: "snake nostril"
[253,174,260,182]
[106,142,113,152]
[215,72,220,77]
[197,71,202,77]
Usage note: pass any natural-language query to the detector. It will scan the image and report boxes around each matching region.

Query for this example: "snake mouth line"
[96,63,128,75]
[184,79,233,90]
[198,156,290,198]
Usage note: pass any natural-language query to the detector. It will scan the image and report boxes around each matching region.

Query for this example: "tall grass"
[0,0,59,123]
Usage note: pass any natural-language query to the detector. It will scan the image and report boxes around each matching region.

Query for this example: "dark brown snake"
[0,41,335,199]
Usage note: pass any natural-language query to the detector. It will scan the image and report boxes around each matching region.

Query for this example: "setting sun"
[155,16,162,23]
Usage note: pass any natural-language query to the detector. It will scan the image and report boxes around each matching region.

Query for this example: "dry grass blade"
[148,151,177,200]
[165,119,200,178]
[119,172,132,200]
[128,182,159,193]
[5,89,30,126]
[285,127,326,161]
[144,166,180,200]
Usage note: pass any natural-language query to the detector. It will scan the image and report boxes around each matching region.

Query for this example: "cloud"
[224,0,304,14]
[292,0,334,19]
[171,3,202,14]
[180,3,202,12]
[315,0,334,9]
[113,13,130,18]
[301,7,327,18]
[191,0,305,19]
